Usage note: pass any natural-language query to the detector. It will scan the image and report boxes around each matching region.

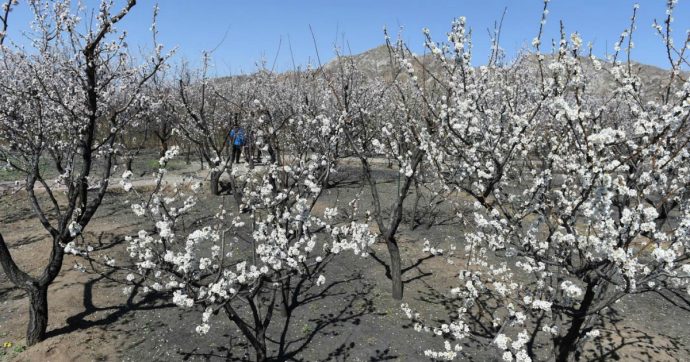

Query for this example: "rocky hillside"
[211,44,684,106]
[321,45,684,103]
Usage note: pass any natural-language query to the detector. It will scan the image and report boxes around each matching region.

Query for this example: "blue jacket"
[230,128,245,146]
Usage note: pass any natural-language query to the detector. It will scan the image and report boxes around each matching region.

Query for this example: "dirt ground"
[1,158,689,361]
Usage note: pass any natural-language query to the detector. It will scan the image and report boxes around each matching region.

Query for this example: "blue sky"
[3,1,689,75]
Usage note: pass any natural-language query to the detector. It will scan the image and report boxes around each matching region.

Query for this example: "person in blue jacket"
[229,124,246,164]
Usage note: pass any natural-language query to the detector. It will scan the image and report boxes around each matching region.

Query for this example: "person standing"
[229,124,246,164]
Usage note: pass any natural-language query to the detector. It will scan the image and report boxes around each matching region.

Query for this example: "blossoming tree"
[328,44,439,300]
[115,96,375,360]
[0,0,168,345]
[399,4,690,361]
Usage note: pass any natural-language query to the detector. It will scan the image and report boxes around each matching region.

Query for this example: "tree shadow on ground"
[368,250,435,287]
[0,280,24,302]
[76,231,125,252]
[583,304,690,361]
[177,336,250,361]
[274,273,384,361]
[176,272,389,361]
[413,282,690,361]
[324,165,400,191]
[0,204,35,224]
[7,234,44,248]
[45,271,174,339]
[406,279,496,360]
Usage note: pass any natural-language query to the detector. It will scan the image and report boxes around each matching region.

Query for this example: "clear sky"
[3,1,689,76]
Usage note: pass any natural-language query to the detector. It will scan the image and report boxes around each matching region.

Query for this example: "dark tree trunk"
[125,157,133,172]
[223,303,268,362]
[159,139,169,158]
[0,233,54,346]
[209,169,222,195]
[26,284,49,346]
[386,237,403,300]
[279,277,290,317]
[409,180,420,231]
[556,281,597,362]
[267,143,278,164]
[247,144,255,169]
[254,326,267,362]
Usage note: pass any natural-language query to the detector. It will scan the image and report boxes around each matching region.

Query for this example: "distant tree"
[172,55,253,196]
[151,86,177,159]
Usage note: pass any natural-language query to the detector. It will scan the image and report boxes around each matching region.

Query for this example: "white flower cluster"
[120,170,133,192]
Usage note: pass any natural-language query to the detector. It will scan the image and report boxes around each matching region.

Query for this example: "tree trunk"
[556,281,597,362]
[247,144,255,169]
[159,139,169,158]
[209,170,222,195]
[386,237,403,300]
[26,284,49,346]
[125,157,133,172]
[253,326,267,362]
[0,233,52,346]
[409,181,420,231]
[279,278,290,317]
[223,303,268,362]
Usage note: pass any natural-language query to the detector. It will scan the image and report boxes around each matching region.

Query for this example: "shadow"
[369,348,398,361]
[274,272,382,361]
[0,283,24,302]
[583,305,689,361]
[175,272,385,362]
[88,199,127,219]
[410,278,498,349]
[46,271,175,339]
[325,179,363,190]
[323,169,366,190]
[651,289,690,313]
[178,336,249,362]
[404,194,459,231]
[0,205,35,224]
[368,250,435,286]
[9,234,44,248]
[81,232,126,252]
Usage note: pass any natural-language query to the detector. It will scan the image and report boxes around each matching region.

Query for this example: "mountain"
[210,45,683,106]
[321,45,683,103]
